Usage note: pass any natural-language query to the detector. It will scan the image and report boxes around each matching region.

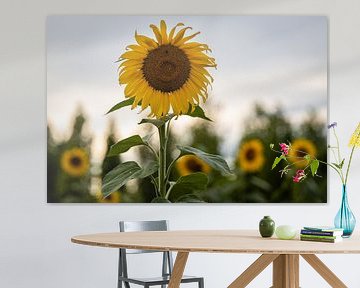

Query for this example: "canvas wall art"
[47,16,328,203]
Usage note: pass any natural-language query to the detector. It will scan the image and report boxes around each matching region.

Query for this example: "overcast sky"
[47,15,327,162]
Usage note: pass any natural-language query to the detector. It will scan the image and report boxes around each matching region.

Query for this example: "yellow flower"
[118,20,216,118]
[349,122,360,147]
[288,138,317,168]
[176,155,211,176]
[238,139,265,173]
[60,148,89,177]
[97,190,121,203]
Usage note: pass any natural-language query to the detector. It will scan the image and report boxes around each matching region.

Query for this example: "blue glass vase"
[334,185,356,237]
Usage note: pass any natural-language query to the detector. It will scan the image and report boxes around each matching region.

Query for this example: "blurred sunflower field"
[47,104,327,203]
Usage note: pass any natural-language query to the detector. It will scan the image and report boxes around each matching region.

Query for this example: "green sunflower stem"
[158,124,167,198]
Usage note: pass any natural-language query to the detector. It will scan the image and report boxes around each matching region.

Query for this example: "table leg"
[228,254,279,288]
[168,252,189,288]
[301,254,347,288]
[272,254,299,288]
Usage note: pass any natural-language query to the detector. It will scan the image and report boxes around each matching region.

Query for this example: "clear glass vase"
[334,185,356,237]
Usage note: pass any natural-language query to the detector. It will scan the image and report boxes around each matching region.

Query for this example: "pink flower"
[293,170,306,183]
[279,143,289,155]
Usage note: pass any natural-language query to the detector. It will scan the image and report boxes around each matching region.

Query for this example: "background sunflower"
[289,138,317,168]
[176,155,211,176]
[60,147,89,177]
[238,139,265,173]
[118,20,216,118]
[97,191,121,203]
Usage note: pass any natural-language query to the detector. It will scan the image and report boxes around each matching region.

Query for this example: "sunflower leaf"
[186,106,212,121]
[138,114,176,128]
[108,135,146,156]
[102,161,158,198]
[105,98,134,115]
[175,194,205,203]
[271,155,285,170]
[151,197,171,203]
[176,145,232,175]
[310,159,320,176]
[138,118,166,128]
[168,172,208,202]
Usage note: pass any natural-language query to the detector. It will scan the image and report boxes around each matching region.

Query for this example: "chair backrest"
[118,220,173,281]
[119,220,169,254]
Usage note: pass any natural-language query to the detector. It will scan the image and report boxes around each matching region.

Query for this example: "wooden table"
[71,230,360,288]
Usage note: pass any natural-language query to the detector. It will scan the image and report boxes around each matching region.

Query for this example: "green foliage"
[177,145,232,175]
[271,155,286,170]
[151,197,171,203]
[101,121,121,178]
[310,160,320,176]
[186,106,212,121]
[106,98,134,114]
[47,109,95,203]
[202,104,327,203]
[108,135,146,156]
[169,172,208,202]
[102,161,158,198]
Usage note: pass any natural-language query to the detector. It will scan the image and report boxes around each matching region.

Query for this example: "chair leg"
[199,278,204,288]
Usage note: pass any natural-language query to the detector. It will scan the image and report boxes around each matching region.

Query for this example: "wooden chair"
[118,220,204,288]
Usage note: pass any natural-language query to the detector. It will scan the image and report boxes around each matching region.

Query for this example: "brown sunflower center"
[70,156,82,167]
[245,148,256,161]
[186,159,203,172]
[296,147,308,158]
[142,44,191,92]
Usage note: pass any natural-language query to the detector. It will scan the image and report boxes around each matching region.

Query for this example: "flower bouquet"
[271,122,360,236]
[101,20,231,203]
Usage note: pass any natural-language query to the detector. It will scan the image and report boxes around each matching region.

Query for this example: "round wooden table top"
[71,230,360,254]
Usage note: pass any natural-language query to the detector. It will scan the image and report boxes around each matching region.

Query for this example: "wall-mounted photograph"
[47,15,327,203]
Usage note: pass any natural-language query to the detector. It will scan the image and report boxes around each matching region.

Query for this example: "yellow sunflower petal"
[131,80,148,108]
[180,42,212,52]
[119,70,141,83]
[176,31,201,46]
[149,24,163,44]
[125,44,148,53]
[120,50,146,60]
[124,77,143,96]
[141,87,153,110]
[149,91,161,117]
[169,92,180,115]
[119,59,142,68]
[162,93,170,116]
[135,31,158,49]
[160,20,168,44]
[172,26,192,44]
[168,23,184,42]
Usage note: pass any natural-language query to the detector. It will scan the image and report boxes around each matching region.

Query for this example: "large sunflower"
[238,139,265,173]
[60,148,89,177]
[176,155,211,176]
[288,138,317,168]
[118,20,216,118]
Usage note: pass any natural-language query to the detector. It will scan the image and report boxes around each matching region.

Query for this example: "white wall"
[1,0,360,287]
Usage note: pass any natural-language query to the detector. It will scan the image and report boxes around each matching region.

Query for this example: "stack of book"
[300,226,344,243]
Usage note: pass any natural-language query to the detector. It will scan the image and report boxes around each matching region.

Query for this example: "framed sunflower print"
[47,16,328,203]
